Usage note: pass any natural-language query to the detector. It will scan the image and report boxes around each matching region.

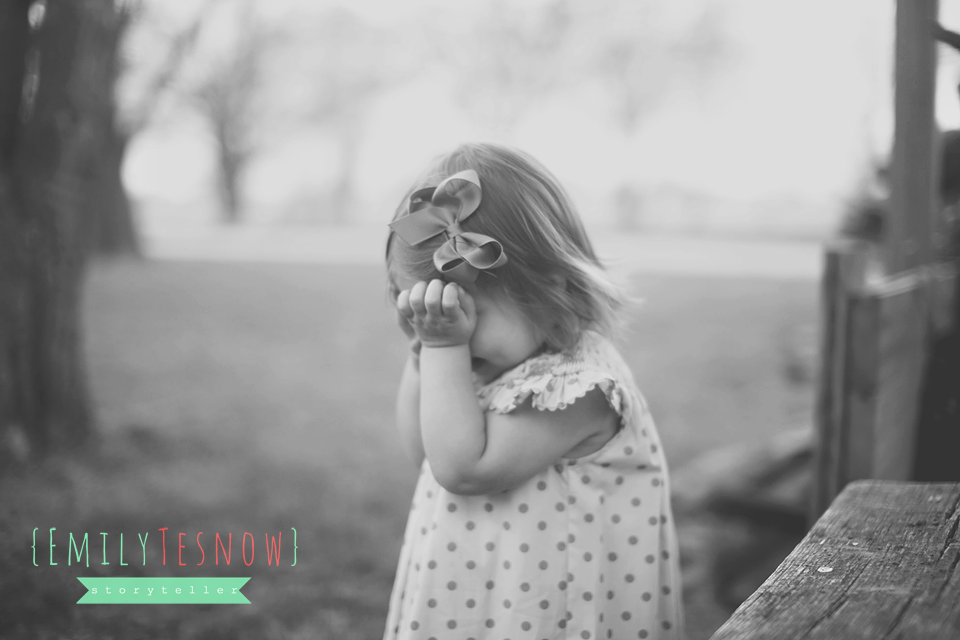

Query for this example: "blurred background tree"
[0,0,123,455]
[440,0,573,137]
[583,0,731,229]
[87,0,215,254]
[301,7,399,225]
[118,0,868,236]
[188,0,273,224]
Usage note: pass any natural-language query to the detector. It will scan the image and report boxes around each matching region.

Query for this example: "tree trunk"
[214,116,244,224]
[88,128,140,255]
[330,113,361,225]
[0,0,118,456]
[87,9,140,257]
[218,146,243,224]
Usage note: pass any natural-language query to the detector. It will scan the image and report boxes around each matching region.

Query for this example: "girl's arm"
[420,345,615,494]
[391,286,426,467]
[395,348,425,467]
[401,279,616,495]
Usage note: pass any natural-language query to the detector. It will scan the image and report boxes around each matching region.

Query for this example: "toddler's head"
[386,142,624,352]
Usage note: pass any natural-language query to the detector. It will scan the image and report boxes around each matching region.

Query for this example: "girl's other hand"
[396,279,476,348]
[397,313,422,367]
[396,307,416,340]
[410,337,422,369]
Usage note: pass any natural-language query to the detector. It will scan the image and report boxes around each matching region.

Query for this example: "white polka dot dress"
[384,331,684,640]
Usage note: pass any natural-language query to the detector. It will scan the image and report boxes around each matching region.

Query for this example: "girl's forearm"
[395,354,425,467]
[418,344,488,490]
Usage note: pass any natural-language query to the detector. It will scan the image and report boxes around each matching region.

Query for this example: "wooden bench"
[708,480,960,640]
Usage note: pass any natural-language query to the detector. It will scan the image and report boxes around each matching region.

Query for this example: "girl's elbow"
[406,449,425,469]
[433,468,502,496]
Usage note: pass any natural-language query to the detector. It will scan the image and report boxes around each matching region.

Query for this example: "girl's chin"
[471,358,498,384]
[471,345,546,385]
[471,358,512,385]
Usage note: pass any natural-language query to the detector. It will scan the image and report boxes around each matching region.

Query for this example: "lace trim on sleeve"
[479,363,625,417]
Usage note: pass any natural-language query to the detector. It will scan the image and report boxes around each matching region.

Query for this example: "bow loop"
[388,170,508,284]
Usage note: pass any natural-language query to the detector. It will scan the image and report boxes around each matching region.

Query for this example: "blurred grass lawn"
[0,260,816,639]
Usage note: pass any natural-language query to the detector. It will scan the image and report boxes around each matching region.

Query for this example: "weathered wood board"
[812,241,870,518]
[711,481,960,640]
[871,275,929,481]
[812,244,958,520]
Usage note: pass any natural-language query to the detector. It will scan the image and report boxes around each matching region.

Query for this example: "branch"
[125,0,223,133]
[935,23,960,54]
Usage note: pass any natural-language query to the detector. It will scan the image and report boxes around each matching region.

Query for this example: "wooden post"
[873,0,939,482]
[887,0,939,273]
[811,241,869,518]
[811,0,942,519]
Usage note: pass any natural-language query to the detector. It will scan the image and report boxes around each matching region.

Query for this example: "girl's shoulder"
[477,331,636,416]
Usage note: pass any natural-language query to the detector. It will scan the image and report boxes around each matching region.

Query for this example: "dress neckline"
[476,331,600,392]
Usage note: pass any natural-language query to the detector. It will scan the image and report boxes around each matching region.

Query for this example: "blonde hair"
[386,142,626,351]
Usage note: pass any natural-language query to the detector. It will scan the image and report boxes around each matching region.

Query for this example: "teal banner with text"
[77,577,250,604]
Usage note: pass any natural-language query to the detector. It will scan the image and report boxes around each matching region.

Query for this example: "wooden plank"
[872,277,929,479]
[841,274,928,482]
[928,263,958,337]
[813,247,843,519]
[886,0,939,274]
[844,291,880,480]
[914,264,960,482]
[710,480,960,640]
[811,241,870,519]
[813,261,957,516]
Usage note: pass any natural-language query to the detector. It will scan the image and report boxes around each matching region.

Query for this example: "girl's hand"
[396,307,415,339]
[394,310,423,368]
[396,279,476,348]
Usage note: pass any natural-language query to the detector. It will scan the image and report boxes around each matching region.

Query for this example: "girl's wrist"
[419,342,470,353]
[419,343,472,369]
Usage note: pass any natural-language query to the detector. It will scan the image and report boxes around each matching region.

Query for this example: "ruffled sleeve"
[476,335,627,420]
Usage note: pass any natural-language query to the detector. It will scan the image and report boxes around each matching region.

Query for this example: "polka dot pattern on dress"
[382,331,684,640]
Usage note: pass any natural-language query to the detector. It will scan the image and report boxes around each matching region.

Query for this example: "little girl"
[383,143,684,640]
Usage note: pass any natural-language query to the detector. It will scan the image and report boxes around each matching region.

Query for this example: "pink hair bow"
[388,170,508,284]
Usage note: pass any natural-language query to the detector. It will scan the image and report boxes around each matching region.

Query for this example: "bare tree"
[0,0,122,456]
[438,0,573,136]
[301,7,398,224]
[585,1,730,229]
[87,1,214,255]
[190,1,272,224]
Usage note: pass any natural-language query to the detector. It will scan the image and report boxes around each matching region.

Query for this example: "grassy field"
[0,259,817,639]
